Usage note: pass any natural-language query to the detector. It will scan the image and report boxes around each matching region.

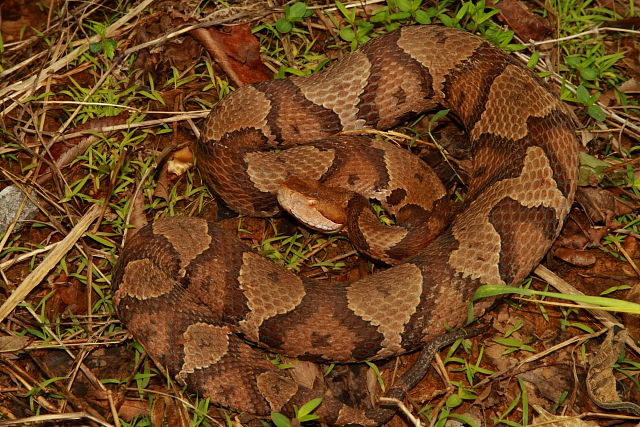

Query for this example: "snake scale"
[112,25,579,424]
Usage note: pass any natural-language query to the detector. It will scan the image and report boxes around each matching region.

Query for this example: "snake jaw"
[277,177,348,233]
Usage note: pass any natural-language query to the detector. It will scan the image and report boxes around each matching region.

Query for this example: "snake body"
[113,25,579,424]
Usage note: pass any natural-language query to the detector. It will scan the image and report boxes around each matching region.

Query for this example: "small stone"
[0,185,39,237]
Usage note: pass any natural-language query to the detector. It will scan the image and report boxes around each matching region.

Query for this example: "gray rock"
[0,185,39,237]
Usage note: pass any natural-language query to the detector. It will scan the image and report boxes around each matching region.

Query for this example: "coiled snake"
[113,25,578,424]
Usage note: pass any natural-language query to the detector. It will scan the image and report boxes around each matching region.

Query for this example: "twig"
[0,412,113,427]
[0,204,102,323]
[526,26,640,46]
[18,112,209,141]
[378,397,422,426]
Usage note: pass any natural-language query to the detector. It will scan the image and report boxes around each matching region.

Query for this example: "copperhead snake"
[112,25,579,424]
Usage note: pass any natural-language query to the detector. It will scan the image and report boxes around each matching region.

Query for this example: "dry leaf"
[554,248,596,267]
[167,146,194,176]
[491,0,552,41]
[619,78,640,93]
[151,394,188,427]
[0,335,30,353]
[191,24,271,86]
[285,358,321,390]
[576,187,634,224]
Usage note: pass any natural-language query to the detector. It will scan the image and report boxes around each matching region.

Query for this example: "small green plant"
[473,284,640,314]
[564,51,625,86]
[427,383,478,427]
[334,0,375,49]
[270,398,323,426]
[267,354,296,370]
[577,152,611,186]
[445,339,493,385]
[492,377,529,426]
[85,20,117,59]
[255,221,345,272]
[275,2,314,34]
[615,352,640,392]
[119,416,152,427]
[569,84,606,121]
[440,1,498,29]
[434,1,524,51]
[139,74,165,105]
[559,308,594,333]
[369,0,432,30]
[365,360,386,392]
[191,397,211,426]
[493,335,536,355]
[203,61,233,97]
[600,284,632,296]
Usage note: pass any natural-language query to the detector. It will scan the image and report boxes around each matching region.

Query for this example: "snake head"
[277,176,351,233]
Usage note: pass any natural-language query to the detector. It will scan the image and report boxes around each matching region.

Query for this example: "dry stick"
[533,264,640,356]
[18,112,209,141]
[317,0,386,12]
[527,27,640,46]
[121,6,264,58]
[0,50,49,80]
[613,240,640,277]
[0,204,101,323]
[0,359,59,412]
[378,397,422,426]
[0,243,57,271]
[0,412,113,427]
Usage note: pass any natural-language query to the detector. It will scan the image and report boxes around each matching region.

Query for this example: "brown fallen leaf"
[622,234,638,256]
[150,394,189,427]
[519,365,574,405]
[0,335,31,353]
[490,0,552,41]
[190,23,271,86]
[0,0,50,41]
[616,36,640,81]
[576,187,634,225]
[49,276,88,316]
[167,146,194,176]
[153,164,174,202]
[118,398,153,422]
[284,358,322,390]
[619,78,640,93]
[554,247,597,267]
